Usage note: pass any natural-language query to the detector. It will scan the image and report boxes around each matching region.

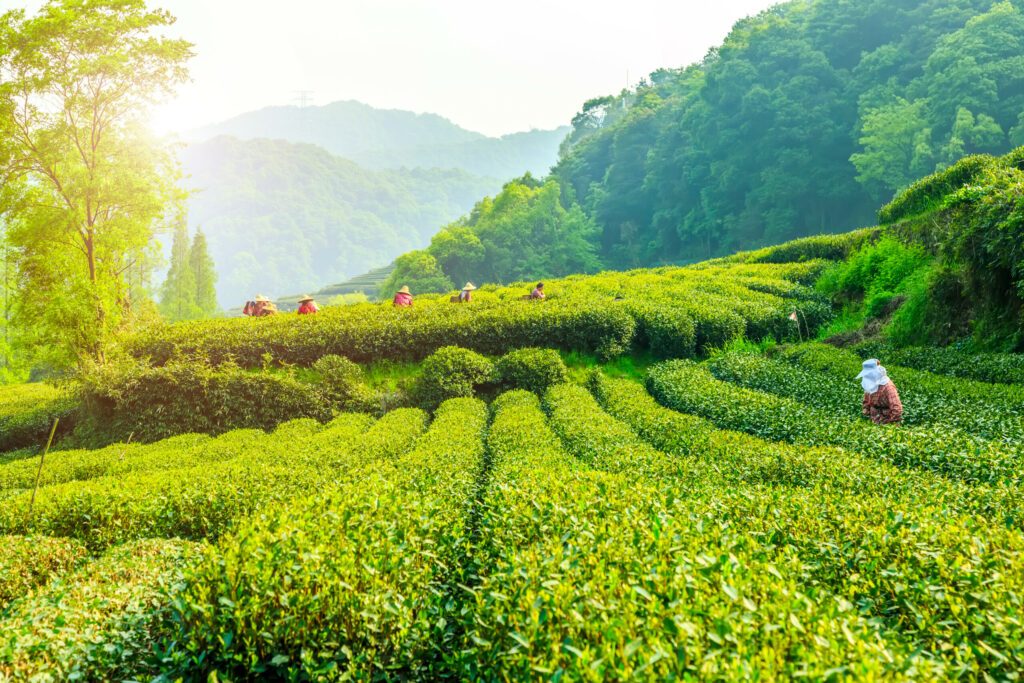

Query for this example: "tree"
[0,0,192,368]
[159,223,199,321]
[428,226,485,288]
[379,251,453,299]
[851,99,935,199]
[189,228,219,316]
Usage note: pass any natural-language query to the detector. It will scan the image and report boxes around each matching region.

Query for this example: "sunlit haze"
[3,0,779,136]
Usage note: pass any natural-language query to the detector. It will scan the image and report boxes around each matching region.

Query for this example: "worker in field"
[858,359,903,425]
[457,282,476,303]
[243,295,277,317]
[393,285,413,307]
[530,282,546,300]
[297,295,319,315]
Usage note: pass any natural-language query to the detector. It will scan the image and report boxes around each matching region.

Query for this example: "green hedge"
[647,360,1021,486]
[769,344,1024,442]
[0,412,419,550]
[589,373,1024,526]
[879,154,998,224]
[0,383,77,454]
[495,347,569,394]
[857,341,1024,385]
[0,539,197,681]
[165,398,488,680]
[411,346,494,409]
[725,228,880,265]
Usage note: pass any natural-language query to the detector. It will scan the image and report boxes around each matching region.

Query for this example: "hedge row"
[165,398,489,680]
[0,539,197,681]
[589,373,1024,528]
[720,228,880,265]
[0,383,77,454]
[771,344,1024,441]
[878,154,998,224]
[0,411,422,550]
[857,341,1024,385]
[538,384,1024,676]
[467,391,925,678]
[647,360,1021,485]
[125,261,830,370]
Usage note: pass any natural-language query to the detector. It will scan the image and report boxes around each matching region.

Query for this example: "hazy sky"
[3,0,779,136]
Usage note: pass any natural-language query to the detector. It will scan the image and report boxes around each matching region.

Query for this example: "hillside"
[3,225,1024,678]
[182,137,499,305]
[186,99,569,178]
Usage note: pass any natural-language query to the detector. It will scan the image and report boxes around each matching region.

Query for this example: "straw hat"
[462,282,477,291]
[298,294,315,303]
[398,285,411,294]
[254,295,270,303]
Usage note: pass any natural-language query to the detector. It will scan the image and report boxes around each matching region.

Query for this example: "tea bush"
[0,539,198,681]
[166,398,488,680]
[411,346,494,409]
[857,341,1024,384]
[0,383,77,453]
[0,535,88,609]
[312,354,380,412]
[495,347,569,394]
[647,360,1021,485]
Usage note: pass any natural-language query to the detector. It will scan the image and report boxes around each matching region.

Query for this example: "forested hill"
[555,0,1024,268]
[186,99,569,178]
[183,137,499,306]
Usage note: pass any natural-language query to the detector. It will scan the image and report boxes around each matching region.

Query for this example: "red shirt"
[863,382,903,425]
[297,302,319,314]
[393,292,413,307]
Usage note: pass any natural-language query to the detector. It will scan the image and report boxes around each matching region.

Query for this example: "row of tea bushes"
[466,391,930,678]
[538,385,1024,677]
[165,398,489,680]
[646,360,1021,485]
[0,411,424,550]
[0,383,77,454]
[589,373,1024,530]
[857,341,1024,385]
[125,262,829,370]
[771,344,1024,441]
[0,539,197,681]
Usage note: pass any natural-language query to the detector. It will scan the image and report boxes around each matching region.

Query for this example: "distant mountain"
[186,100,569,178]
[182,136,501,306]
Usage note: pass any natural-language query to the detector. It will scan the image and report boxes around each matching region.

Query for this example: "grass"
[561,350,656,384]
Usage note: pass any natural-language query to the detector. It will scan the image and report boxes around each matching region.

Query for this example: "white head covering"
[856,358,890,394]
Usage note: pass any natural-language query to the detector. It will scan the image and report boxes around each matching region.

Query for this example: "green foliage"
[647,359,1020,485]
[857,341,1024,384]
[165,399,487,680]
[878,154,997,224]
[0,539,198,680]
[0,535,88,609]
[326,292,369,306]
[0,382,77,453]
[311,354,380,413]
[0,0,193,368]
[815,237,932,317]
[495,347,569,395]
[77,360,331,444]
[411,346,493,409]
[379,250,453,298]
[188,228,219,316]
[159,222,200,322]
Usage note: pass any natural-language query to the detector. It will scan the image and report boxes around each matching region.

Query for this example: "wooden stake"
[28,418,59,518]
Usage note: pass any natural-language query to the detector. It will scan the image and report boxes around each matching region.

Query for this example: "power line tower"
[293,90,314,108]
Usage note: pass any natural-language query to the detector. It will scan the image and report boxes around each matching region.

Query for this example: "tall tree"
[0,0,191,368]
[189,228,219,316]
[159,223,198,321]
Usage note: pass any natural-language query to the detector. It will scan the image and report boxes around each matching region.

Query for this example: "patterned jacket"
[862,382,903,425]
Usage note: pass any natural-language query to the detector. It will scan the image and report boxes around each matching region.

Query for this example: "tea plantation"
[2,232,1024,680]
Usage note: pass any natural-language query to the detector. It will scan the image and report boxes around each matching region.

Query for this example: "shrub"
[411,346,494,409]
[77,359,331,444]
[727,228,880,264]
[647,360,1021,485]
[312,354,380,412]
[0,539,198,681]
[165,399,488,680]
[879,154,997,224]
[0,383,77,454]
[495,348,569,394]
[0,535,89,609]
[857,341,1024,384]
